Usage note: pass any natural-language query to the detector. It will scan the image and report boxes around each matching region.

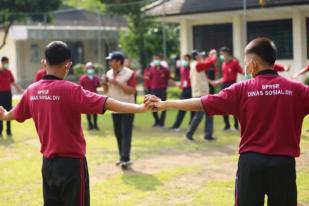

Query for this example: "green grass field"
[0,99,309,206]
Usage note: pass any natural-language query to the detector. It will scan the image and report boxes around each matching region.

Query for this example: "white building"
[146,0,309,78]
[0,9,126,86]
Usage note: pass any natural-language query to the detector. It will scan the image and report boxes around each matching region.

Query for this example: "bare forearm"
[13,83,23,93]
[105,98,146,113]
[0,109,14,121]
[163,98,204,111]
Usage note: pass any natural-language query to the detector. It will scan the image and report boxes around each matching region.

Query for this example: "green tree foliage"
[0,0,62,50]
[101,0,179,69]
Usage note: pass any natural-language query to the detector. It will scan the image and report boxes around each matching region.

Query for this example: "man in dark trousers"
[146,37,308,206]
[80,62,101,130]
[214,46,244,131]
[0,41,152,205]
[149,54,173,128]
[0,56,23,137]
[103,51,137,169]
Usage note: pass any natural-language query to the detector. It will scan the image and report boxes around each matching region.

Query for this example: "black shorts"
[42,156,90,206]
[235,152,297,206]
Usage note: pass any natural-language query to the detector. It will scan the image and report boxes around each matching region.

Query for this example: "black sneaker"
[185,134,194,142]
[94,126,100,130]
[205,137,216,141]
[120,161,132,170]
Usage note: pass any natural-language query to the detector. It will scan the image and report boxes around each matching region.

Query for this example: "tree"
[0,0,62,50]
[100,0,153,69]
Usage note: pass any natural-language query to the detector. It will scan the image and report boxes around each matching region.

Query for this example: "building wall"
[177,6,309,80]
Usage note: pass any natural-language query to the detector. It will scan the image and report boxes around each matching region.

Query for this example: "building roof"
[146,0,309,16]
[50,9,126,27]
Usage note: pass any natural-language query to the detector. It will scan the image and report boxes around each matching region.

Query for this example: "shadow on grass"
[0,136,14,147]
[121,169,163,191]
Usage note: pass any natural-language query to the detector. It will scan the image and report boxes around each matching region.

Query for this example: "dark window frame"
[247,19,293,59]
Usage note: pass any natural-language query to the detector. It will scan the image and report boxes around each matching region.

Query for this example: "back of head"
[1,56,9,63]
[220,46,232,56]
[45,41,71,66]
[245,37,277,65]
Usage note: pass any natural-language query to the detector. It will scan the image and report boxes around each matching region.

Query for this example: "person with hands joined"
[145,37,309,206]
[0,42,153,206]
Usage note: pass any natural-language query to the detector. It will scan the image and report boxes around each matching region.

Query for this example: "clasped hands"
[143,95,165,112]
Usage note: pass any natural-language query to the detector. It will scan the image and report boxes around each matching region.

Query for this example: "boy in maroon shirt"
[214,47,244,131]
[145,37,309,206]
[0,56,23,137]
[79,62,101,130]
[0,41,152,206]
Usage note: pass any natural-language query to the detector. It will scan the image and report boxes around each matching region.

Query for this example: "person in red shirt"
[293,64,309,78]
[169,54,194,131]
[0,41,152,206]
[213,46,244,131]
[34,68,47,82]
[79,62,101,130]
[273,64,291,72]
[149,54,173,127]
[145,37,309,206]
[0,56,23,137]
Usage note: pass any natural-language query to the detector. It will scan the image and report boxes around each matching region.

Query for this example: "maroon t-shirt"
[0,69,15,92]
[222,59,244,83]
[143,67,151,89]
[201,70,309,157]
[180,66,191,89]
[149,66,171,89]
[79,74,100,93]
[34,68,47,82]
[12,75,107,158]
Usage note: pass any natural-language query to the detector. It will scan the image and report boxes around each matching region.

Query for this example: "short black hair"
[245,37,277,65]
[183,54,191,60]
[220,46,232,56]
[45,41,71,66]
[1,56,9,63]
[154,53,162,58]
[191,50,200,60]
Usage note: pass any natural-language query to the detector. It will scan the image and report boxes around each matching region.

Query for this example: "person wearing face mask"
[149,53,174,128]
[79,62,101,130]
[103,51,137,169]
[0,56,23,137]
[169,54,194,131]
[213,46,244,131]
[145,37,309,206]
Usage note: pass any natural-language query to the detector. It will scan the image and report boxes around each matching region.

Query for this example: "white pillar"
[292,10,307,72]
[179,19,193,56]
[233,15,246,64]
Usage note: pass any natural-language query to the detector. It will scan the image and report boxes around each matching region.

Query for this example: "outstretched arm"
[144,95,203,112]
[0,106,15,121]
[105,98,153,113]
[293,67,308,78]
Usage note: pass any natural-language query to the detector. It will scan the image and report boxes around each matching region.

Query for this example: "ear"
[42,59,47,67]
[65,61,73,69]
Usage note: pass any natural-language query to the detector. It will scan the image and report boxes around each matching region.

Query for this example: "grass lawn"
[0,98,308,206]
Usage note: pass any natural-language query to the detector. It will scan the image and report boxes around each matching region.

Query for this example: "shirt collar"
[255,69,278,77]
[42,74,62,80]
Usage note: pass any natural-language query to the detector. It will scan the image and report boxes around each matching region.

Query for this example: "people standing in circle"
[213,46,244,131]
[79,62,101,130]
[0,56,23,137]
[103,51,137,169]
[169,54,194,131]
[149,54,174,128]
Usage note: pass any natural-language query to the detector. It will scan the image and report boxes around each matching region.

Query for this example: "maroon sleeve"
[127,72,137,88]
[201,84,240,115]
[274,64,285,72]
[304,85,309,115]
[166,69,171,80]
[12,90,31,122]
[235,61,244,74]
[9,70,15,83]
[196,56,217,72]
[72,86,107,114]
